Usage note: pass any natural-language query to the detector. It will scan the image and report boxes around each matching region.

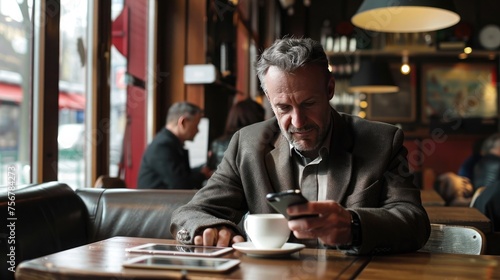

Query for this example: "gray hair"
[166,102,203,125]
[255,37,330,93]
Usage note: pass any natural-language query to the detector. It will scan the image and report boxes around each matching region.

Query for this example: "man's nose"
[291,108,306,128]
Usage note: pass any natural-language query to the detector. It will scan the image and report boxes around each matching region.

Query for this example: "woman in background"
[207,98,265,170]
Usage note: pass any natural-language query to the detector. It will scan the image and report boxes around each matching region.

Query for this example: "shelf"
[326,48,499,59]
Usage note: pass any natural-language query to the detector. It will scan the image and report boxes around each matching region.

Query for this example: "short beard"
[280,124,322,153]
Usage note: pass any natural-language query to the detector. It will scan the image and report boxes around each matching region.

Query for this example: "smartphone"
[123,255,240,272]
[266,189,316,220]
[126,243,233,257]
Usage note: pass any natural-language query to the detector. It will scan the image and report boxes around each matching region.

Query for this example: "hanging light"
[351,0,460,33]
[348,59,399,94]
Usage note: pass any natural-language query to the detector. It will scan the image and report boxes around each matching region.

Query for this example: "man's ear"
[177,116,187,129]
[327,76,335,100]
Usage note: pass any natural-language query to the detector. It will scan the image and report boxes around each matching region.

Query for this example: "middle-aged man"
[137,102,212,189]
[171,38,430,255]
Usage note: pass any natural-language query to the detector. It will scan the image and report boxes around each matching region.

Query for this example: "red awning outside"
[0,83,22,103]
[0,82,85,110]
[59,92,86,110]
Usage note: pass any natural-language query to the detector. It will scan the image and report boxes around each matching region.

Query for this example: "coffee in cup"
[244,213,290,249]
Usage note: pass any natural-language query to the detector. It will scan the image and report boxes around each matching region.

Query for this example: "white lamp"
[352,0,460,33]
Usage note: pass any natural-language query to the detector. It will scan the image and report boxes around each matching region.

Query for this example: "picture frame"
[421,63,498,123]
[366,63,416,123]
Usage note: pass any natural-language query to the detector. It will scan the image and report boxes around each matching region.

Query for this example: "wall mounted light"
[351,0,460,33]
[400,54,410,75]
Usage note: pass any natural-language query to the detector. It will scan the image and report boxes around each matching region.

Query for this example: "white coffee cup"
[244,213,290,249]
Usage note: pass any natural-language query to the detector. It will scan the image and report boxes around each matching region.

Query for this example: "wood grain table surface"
[420,189,446,206]
[357,251,500,280]
[15,236,369,280]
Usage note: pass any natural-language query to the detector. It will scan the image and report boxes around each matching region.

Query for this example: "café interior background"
[0,0,499,188]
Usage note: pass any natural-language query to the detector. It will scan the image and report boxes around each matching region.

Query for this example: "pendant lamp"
[348,59,399,94]
[352,0,460,33]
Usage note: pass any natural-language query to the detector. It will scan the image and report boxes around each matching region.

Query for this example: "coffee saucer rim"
[232,241,305,256]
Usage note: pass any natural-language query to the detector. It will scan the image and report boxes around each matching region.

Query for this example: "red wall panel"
[123,0,147,188]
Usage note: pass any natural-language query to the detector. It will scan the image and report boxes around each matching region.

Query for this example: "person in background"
[207,98,265,170]
[137,102,213,189]
[472,133,500,190]
[457,138,485,183]
[170,37,430,255]
[472,133,500,231]
[433,134,499,206]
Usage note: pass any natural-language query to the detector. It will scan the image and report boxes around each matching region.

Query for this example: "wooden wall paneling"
[235,0,251,101]
[35,0,60,182]
[91,0,112,185]
[185,0,207,108]
[235,19,249,100]
[157,0,187,113]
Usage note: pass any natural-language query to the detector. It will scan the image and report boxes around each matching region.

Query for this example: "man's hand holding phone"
[266,190,356,247]
[266,190,318,220]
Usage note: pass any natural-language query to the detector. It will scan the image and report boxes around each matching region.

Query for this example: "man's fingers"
[203,228,217,246]
[233,235,245,244]
[193,235,203,245]
[194,227,243,247]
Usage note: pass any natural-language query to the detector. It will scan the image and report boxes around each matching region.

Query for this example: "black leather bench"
[0,181,197,280]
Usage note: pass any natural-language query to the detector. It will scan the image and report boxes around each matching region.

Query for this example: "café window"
[0,0,33,185]
[57,0,88,189]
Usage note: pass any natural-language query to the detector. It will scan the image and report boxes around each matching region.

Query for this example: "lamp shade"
[348,60,399,94]
[352,0,460,33]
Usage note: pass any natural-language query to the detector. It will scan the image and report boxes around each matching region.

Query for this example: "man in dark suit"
[171,38,430,255]
[137,102,212,189]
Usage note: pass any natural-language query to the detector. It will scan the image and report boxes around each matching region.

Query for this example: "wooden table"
[15,236,369,280]
[425,206,493,234]
[357,251,500,280]
[420,189,445,206]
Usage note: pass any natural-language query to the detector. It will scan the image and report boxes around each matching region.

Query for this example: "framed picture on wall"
[366,63,416,123]
[421,63,498,123]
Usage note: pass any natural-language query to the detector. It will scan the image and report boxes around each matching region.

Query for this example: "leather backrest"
[94,175,127,188]
[76,188,197,242]
[0,182,88,280]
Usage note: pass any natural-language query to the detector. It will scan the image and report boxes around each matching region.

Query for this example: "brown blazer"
[171,108,430,255]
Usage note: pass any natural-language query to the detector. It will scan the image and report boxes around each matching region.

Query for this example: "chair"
[470,186,486,207]
[419,224,485,255]
[94,175,127,188]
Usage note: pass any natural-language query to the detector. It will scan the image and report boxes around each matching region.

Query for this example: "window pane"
[58,0,88,189]
[110,0,127,177]
[0,0,33,185]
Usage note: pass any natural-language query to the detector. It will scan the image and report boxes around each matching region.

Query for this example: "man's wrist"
[333,210,362,251]
[348,210,362,247]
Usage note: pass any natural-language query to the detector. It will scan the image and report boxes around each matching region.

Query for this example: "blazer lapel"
[327,150,352,203]
[265,134,295,193]
[326,110,353,203]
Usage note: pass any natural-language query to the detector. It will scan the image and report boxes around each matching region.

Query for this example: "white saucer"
[232,242,305,257]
